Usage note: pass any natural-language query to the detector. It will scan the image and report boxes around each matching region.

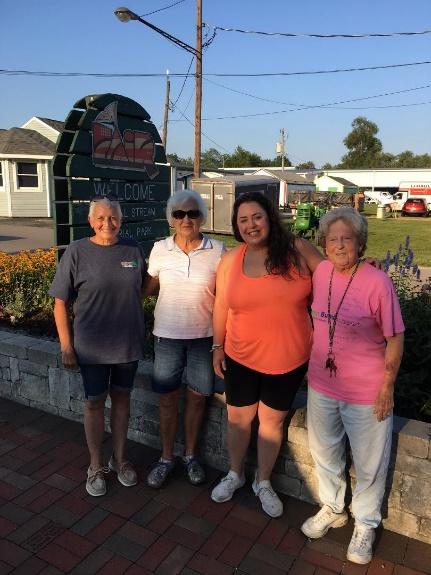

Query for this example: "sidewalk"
[0,397,430,575]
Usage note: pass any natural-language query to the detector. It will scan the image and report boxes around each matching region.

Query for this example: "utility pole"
[276,128,287,173]
[162,70,170,151]
[194,0,202,177]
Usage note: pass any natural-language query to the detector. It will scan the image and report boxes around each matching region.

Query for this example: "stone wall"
[0,329,430,544]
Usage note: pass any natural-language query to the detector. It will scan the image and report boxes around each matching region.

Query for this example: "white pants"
[307,387,392,528]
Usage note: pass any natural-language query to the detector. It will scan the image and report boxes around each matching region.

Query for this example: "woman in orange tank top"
[210,192,323,518]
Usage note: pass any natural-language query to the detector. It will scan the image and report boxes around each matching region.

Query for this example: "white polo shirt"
[148,235,225,339]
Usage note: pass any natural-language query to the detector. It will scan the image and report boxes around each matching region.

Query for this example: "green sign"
[53,93,170,251]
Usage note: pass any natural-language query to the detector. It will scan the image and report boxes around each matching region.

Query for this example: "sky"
[1,0,430,166]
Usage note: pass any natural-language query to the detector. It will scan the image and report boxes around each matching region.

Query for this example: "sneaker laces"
[256,483,277,498]
[352,527,372,551]
[88,466,109,482]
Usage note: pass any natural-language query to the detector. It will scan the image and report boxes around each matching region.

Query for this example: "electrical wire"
[141,0,187,17]
[1,59,430,78]
[207,24,431,39]
[203,78,431,109]
[170,56,195,109]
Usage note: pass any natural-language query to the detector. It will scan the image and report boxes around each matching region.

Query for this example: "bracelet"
[210,344,223,352]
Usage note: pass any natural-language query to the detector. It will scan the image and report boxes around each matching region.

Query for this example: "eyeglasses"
[172,209,201,220]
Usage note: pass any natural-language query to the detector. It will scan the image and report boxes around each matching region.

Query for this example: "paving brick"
[0,561,13,575]
[366,558,395,575]
[71,507,110,537]
[36,566,63,574]
[220,514,264,541]
[20,522,64,553]
[99,492,145,519]
[28,487,64,513]
[393,568,428,575]
[155,544,194,575]
[315,568,339,575]
[300,547,344,573]
[306,537,347,561]
[187,490,215,518]
[137,536,178,572]
[341,561,369,574]
[147,506,182,535]
[87,513,126,545]
[7,514,49,545]
[249,542,295,572]
[0,480,22,500]
[17,454,52,477]
[10,445,40,462]
[43,473,78,493]
[187,552,234,575]
[41,504,79,528]
[31,460,67,482]
[8,555,47,575]
[102,533,147,562]
[229,505,269,529]
[375,530,409,565]
[238,555,286,575]
[278,528,306,556]
[95,555,132,574]
[13,483,51,507]
[0,539,32,567]
[0,453,25,472]
[69,547,113,575]
[154,480,202,511]
[403,538,431,574]
[37,542,81,572]
[174,512,216,538]
[0,502,34,525]
[54,530,97,558]
[56,464,86,483]
[202,500,235,525]
[218,535,254,567]
[56,493,94,517]
[2,470,38,491]
[288,558,316,575]
[257,519,289,550]
[0,516,17,537]
[199,525,232,558]
[118,521,159,549]
[131,499,168,527]
[124,565,153,575]
[164,523,206,551]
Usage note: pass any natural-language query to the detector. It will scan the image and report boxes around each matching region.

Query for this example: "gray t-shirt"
[49,238,146,364]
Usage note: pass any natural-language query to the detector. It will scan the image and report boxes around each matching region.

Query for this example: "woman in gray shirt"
[49,197,146,497]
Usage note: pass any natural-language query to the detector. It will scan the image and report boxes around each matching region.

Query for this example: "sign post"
[52,93,170,255]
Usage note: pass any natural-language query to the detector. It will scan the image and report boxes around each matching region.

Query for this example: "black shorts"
[224,355,308,411]
[80,362,139,401]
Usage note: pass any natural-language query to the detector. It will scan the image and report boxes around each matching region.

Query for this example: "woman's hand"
[213,348,226,379]
[61,346,78,370]
[373,384,394,422]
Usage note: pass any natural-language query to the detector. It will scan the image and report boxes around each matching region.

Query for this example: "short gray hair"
[88,197,122,218]
[317,207,368,257]
[166,189,207,226]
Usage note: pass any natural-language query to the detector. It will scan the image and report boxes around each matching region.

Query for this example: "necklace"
[326,260,361,377]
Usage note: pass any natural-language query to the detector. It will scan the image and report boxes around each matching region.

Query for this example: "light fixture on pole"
[114,6,202,177]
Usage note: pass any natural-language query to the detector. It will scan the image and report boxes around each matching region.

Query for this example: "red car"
[401,198,429,217]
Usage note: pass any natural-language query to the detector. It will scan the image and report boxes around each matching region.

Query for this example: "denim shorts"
[80,361,139,401]
[152,336,214,396]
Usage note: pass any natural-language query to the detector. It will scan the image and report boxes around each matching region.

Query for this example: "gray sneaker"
[108,456,137,487]
[86,466,107,497]
[211,470,246,503]
[252,474,283,518]
[147,458,175,489]
[183,456,206,485]
[347,523,375,564]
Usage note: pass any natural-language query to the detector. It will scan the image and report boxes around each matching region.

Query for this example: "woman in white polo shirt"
[144,189,225,488]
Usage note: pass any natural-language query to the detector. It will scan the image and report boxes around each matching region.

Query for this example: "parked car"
[401,198,429,217]
[364,191,393,205]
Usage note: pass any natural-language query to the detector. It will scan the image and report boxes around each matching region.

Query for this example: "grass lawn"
[209,205,431,266]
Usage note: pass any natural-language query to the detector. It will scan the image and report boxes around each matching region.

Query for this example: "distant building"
[253,168,316,206]
[315,174,358,195]
[0,117,63,217]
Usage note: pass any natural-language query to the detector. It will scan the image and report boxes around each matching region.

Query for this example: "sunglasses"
[172,209,201,220]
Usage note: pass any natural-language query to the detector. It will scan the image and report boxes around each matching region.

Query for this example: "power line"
[141,0,187,17]
[170,57,195,109]
[203,78,431,109]
[171,100,230,153]
[206,24,431,39]
[1,59,431,78]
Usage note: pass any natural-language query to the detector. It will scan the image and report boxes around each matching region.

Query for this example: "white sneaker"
[252,474,283,518]
[301,505,348,539]
[347,523,375,565]
[211,470,245,502]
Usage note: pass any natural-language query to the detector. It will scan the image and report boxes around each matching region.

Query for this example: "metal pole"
[162,71,170,151]
[194,0,202,177]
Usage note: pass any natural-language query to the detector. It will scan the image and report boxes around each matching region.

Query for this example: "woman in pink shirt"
[301,207,404,566]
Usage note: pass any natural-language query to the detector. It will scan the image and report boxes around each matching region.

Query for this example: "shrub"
[0,249,56,323]
[383,236,431,422]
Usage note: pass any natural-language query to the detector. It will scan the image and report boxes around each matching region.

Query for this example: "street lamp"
[114,5,202,177]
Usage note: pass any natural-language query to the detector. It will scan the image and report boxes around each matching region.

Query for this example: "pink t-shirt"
[308,260,404,404]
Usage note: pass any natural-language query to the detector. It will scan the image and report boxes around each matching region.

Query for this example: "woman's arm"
[295,238,324,275]
[374,332,404,421]
[212,250,236,379]
[53,298,78,370]
[142,273,159,297]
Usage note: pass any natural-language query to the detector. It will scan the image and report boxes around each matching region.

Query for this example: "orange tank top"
[224,244,312,374]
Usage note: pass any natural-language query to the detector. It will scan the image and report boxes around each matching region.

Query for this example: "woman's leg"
[256,402,288,481]
[184,388,206,457]
[307,387,347,513]
[227,403,258,475]
[342,404,393,528]
[84,398,106,470]
[110,390,131,464]
[159,388,182,460]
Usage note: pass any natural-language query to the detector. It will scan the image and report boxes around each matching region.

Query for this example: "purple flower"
[405,235,410,248]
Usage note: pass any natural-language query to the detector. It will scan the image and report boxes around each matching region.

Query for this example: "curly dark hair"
[231,191,300,277]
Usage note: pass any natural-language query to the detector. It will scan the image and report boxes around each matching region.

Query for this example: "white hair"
[88,197,122,218]
[317,207,368,257]
[166,189,207,226]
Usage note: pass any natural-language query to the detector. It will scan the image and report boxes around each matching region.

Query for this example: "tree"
[201,148,224,168]
[321,162,333,170]
[167,152,193,165]
[224,146,264,168]
[340,117,383,168]
[296,161,316,170]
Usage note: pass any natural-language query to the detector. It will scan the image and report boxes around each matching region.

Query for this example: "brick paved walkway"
[0,397,430,575]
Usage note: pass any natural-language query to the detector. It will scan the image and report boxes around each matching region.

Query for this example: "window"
[17,162,38,188]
